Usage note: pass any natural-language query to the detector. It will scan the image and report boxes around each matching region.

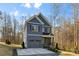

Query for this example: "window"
[31,25,38,32]
[42,28,45,32]
[47,28,50,33]
[42,27,50,33]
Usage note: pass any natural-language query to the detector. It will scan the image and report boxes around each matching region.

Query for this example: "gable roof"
[37,13,52,26]
[26,13,52,27]
[26,15,44,24]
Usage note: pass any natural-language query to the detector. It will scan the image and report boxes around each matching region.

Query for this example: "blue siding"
[24,13,52,48]
[27,23,43,35]
[43,27,51,33]
[27,35,42,40]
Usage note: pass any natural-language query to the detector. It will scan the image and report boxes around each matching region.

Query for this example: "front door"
[42,37,51,47]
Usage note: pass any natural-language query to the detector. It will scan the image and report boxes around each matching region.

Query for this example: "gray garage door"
[29,40,41,48]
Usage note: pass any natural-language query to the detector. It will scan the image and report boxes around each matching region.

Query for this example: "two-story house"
[24,13,53,48]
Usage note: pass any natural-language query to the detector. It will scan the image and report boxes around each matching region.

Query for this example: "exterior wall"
[27,23,52,34]
[27,23,43,35]
[23,25,27,48]
[42,26,51,33]
[24,13,53,48]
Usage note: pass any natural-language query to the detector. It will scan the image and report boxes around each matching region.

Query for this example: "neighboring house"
[24,13,54,48]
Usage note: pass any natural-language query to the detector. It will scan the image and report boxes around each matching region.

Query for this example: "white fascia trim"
[27,34,42,36]
[36,16,44,24]
[26,16,35,22]
[27,34,53,37]
[26,15,44,24]
[42,35,54,37]
[23,22,27,48]
[38,13,52,27]
[42,25,51,27]
[28,22,42,25]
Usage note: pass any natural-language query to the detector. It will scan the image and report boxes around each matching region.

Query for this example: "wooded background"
[53,4,79,52]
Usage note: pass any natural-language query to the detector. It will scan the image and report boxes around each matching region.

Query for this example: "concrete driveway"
[17,48,58,56]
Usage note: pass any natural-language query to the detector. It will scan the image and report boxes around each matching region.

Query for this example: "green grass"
[0,44,13,56]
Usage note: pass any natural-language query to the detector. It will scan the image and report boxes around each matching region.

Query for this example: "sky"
[0,3,76,37]
[0,3,74,25]
[0,3,52,18]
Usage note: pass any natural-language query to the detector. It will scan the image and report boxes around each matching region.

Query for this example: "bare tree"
[72,4,79,50]
[51,3,61,48]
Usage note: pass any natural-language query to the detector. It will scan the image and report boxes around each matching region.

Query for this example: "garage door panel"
[29,40,41,48]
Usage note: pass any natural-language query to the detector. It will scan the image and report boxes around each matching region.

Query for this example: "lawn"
[59,50,79,56]
[0,42,22,48]
[0,42,22,56]
[0,44,13,56]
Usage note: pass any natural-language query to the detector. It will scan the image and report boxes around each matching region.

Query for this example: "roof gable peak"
[37,13,52,26]
[26,15,44,24]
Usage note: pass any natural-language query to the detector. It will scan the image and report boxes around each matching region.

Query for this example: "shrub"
[5,40,11,45]
[48,43,61,54]
[43,46,48,48]
[21,42,25,48]
[48,48,58,52]
[74,49,79,54]
[55,43,60,50]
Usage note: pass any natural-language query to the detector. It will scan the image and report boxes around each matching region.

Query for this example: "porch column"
[51,37,53,47]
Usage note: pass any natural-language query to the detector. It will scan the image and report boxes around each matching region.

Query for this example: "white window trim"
[27,34,53,37]
[42,27,50,33]
[47,28,50,33]
[28,22,42,25]
[37,13,52,27]
[42,27,45,32]
[26,16,44,24]
[36,16,44,24]
[31,25,38,32]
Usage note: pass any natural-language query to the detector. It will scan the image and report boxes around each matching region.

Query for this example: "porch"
[42,35,54,48]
